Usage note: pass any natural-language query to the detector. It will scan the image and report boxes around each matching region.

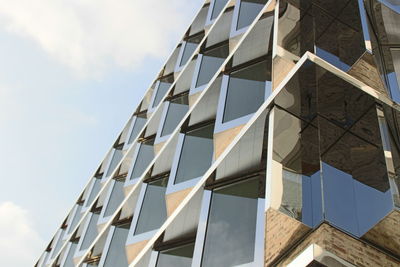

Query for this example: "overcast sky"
[0,0,203,265]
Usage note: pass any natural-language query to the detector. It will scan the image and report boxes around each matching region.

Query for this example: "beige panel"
[125,240,148,264]
[189,91,202,107]
[347,52,387,96]
[363,210,400,257]
[214,124,245,159]
[154,141,165,155]
[273,55,296,91]
[165,187,193,217]
[206,10,233,47]
[265,208,310,266]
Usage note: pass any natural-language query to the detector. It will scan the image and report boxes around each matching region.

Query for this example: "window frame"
[148,80,173,114]
[97,179,125,226]
[205,0,228,26]
[191,185,265,267]
[123,115,147,150]
[230,0,259,38]
[126,179,167,246]
[214,68,271,133]
[124,141,154,188]
[74,212,100,258]
[82,177,102,213]
[101,147,124,182]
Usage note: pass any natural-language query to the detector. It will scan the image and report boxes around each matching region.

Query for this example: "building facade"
[36,0,400,266]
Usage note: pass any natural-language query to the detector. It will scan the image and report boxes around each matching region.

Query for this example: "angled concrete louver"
[36,0,400,266]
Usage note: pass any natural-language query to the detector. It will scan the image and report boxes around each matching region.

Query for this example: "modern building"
[36,0,400,266]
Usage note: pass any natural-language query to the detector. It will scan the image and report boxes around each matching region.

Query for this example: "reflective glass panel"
[130,142,154,180]
[106,149,123,177]
[104,180,125,217]
[237,0,266,30]
[51,230,65,258]
[153,82,172,108]
[180,42,198,67]
[80,213,100,250]
[134,179,168,235]
[68,204,83,234]
[211,0,229,20]
[175,124,214,184]
[63,243,78,267]
[86,178,101,207]
[223,60,268,123]
[202,179,259,267]
[161,96,189,137]
[196,44,229,87]
[379,0,400,14]
[156,243,195,267]
[103,225,130,267]
[128,117,147,144]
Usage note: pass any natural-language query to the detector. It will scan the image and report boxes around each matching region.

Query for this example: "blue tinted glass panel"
[237,0,265,30]
[156,243,194,267]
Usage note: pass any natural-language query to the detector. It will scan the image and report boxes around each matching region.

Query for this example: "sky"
[0,0,203,266]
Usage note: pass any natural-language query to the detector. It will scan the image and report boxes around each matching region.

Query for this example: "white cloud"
[0,0,200,77]
[0,202,44,267]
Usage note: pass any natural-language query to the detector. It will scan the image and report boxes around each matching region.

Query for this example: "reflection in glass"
[175,124,214,184]
[134,179,168,235]
[223,60,269,123]
[196,44,229,87]
[106,149,123,177]
[153,82,172,108]
[86,178,102,207]
[202,179,259,267]
[51,230,65,258]
[156,243,195,267]
[379,0,400,14]
[130,142,154,180]
[104,180,125,217]
[211,0,229,20]
[161,96,189,137]
[80,213,100,250]
[128,117,147,145]
[237,0,266,30]
[103,225,130,267]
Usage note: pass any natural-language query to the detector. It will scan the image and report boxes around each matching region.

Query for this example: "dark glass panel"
[161,96,189,137]
[128,117,147,145]
[223,60,269,123]
[237,0,266,30]
[86,178,102,207]
[196,44,229,87]
[156,243,195,267]
[104,180,125,217]
[180,42,198,67]
[106,149,123,177]
[130,142,154,180]
[175,124,214,184]
[201,179,259,267]
[211,0,229,20]
[153,82,172,108]
[134,179,168,235]
[80,213,100,250]
[103,226,130,267]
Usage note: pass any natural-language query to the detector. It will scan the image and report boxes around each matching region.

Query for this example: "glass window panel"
[391,49,400,97]
[211,0,229,20]
[51,230,65,258]
[130,142,154,180]
[153,82,172,108]
[80,213,100,250]
[68,204,83,234]
[161,97,189,137]
[63,243,78,267]
[104,180,125,217]
[86,178,102,207]
[134,179,168,235]
[180,42,198,67]
[103,226,130,267]
[128,117,147,145]
[223,61,268,123]
[379,0,400,17]
[202,179,259,267]
[237,0,266,30]
[156,243,195,267]
[106,149,123,177]
[175,124,214,184]
[196,44,229,87]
